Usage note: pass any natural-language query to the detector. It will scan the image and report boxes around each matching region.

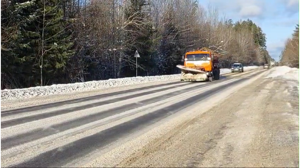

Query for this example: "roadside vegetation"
[2,0,271,89]
[280,24,299,68]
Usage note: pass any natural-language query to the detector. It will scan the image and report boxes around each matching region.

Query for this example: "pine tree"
[1,0,15,89]
[293,24,299,40]
[235,19,266,48]
[157,4,182,74]
[38,0,74,85]
[122,0,155,77]
[1,0,74,88]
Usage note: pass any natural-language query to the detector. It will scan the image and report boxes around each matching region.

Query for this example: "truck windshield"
[186,54,209,61]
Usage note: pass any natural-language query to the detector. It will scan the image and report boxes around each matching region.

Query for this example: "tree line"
[280,24,299,67]
[1,0,270,89]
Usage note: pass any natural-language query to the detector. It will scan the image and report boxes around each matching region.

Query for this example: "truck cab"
[184,51,213,72]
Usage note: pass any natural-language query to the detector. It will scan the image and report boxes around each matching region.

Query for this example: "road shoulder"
[116,76,299,167]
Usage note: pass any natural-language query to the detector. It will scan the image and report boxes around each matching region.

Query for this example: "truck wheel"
[214,69,220,80]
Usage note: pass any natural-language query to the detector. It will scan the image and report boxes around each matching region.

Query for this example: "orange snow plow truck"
[177,47,221,82]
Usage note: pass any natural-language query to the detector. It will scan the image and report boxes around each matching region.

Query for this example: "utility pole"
[113,48,116,77]
[208,27,211,47]
[134,50,140,77]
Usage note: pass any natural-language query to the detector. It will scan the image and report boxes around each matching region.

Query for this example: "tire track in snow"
[11,76,256,167]
[1,81,182,116]
[2,81,207,150]
[1,82,190,128]
[1,70,264,167]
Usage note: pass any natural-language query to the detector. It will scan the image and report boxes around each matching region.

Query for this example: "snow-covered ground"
[1,66,259,101]
[1,75,181,101]
[220,66,259,74]
[265,66,299,82]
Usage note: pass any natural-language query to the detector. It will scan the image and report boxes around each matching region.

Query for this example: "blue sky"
[199,0,299,61]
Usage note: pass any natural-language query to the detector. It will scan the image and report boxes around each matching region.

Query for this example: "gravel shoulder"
[114,74,299,167]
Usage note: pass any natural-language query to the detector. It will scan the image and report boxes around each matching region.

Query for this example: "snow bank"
[220,69,232,74]
[1,75,180,101]
[244,66,260,71]
[265,66,299,81]
[1,66,259,101]
[220,66,259,75]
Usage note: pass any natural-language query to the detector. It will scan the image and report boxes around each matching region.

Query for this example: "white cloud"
[279,0,299,15]
[287,0,299,6]
[268,42,285,52]
[272,19,299,27]
[204,0,265,19]
[239,5,262,17]
[201,0,297,61]
[267,41,288,60]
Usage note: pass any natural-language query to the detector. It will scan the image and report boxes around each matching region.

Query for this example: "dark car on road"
[231,63,244,73]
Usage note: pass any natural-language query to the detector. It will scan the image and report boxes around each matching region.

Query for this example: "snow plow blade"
[177,65,209,82]
[181,73,208,81]
[176,65,206,74]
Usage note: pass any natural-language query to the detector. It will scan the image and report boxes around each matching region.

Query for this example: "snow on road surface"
[1,68,298,167]
[1,66,259,102]
[1,69,266,167]
[220,66,258,75]
[109,67,298,167]
[265,66,299,81]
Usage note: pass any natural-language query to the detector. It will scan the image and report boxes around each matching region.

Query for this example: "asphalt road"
[116,71,299,167]
[3,69,294,167]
